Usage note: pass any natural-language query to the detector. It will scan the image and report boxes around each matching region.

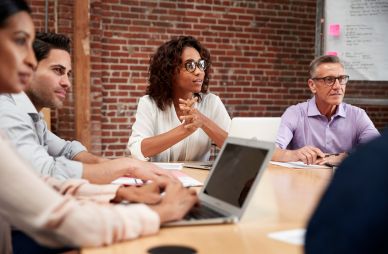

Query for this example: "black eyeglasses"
[311,75,350,86]
[183,59,207,73]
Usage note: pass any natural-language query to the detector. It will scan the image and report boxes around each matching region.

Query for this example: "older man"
[272,55,380,165]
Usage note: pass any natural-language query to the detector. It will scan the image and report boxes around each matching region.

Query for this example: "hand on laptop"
[150,180,198,223]
[111,182,166,204]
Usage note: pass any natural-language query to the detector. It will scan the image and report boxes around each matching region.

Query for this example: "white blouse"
[128,93,231,162]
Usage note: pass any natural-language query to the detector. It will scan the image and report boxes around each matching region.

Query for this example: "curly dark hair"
[146,36,211,111]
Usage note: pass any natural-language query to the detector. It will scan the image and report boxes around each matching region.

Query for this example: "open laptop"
[183,117,280,171]
[164,136,275,226]
[228,117,281,142]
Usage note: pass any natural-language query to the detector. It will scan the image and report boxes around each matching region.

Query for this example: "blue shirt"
[0,92,86,180]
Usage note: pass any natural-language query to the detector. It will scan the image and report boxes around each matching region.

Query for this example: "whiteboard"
[324,0,388,81]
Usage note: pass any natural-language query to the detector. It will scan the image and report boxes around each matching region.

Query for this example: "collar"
[11,92,41,122]
[307,96,346,118]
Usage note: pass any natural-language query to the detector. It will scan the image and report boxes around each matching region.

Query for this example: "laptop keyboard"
[184,205,225,220]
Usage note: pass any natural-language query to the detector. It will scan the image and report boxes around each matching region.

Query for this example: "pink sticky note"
[326,51,338,56]
[329,24,340,37]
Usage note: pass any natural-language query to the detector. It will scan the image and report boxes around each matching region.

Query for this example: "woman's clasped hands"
[179,97,205,131]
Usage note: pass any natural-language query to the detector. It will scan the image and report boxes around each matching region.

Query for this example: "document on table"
[112,171,202,187]
[112,177,143,186]
[267,228,306,245]
[270,161,330,169]
[170,170,202,187]
[153,162,184,170]
[111,162,203,187]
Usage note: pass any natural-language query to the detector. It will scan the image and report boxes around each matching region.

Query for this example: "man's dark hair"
[33,32,71,62]
[147,35,211,111]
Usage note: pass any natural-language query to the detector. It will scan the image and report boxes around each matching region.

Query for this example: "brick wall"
[29,0,388,158]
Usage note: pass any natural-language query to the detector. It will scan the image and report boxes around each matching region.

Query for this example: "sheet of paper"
[270,161,330,169]
[111,177,142,186]
[111,170,203,188]
[268,228,306,245]
[152,162,183,170]
[171,170,203,187]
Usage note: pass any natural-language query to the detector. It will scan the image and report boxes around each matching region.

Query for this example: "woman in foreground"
[0,1,197,253]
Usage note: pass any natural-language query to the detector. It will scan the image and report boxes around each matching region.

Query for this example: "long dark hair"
[0,0,31,27]
[146,36,211,111]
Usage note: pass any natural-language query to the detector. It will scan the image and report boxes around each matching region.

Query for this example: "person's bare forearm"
[141,125,194,158]
[272,146,325,165]
[73,151,109,164]
[272,147,293,162]
[82,158,131,184]
[200,115,228,148]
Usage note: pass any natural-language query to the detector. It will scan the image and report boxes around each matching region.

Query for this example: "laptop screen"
[203,143,268,208]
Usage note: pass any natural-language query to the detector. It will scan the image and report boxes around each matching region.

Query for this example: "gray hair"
[309,55,344,78]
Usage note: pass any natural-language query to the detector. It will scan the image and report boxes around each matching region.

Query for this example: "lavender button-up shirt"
[276,96,380,153]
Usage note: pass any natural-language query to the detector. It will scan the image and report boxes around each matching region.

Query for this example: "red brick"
[28,0,388,156]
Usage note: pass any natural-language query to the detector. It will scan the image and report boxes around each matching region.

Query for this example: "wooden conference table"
[82,164,333,254]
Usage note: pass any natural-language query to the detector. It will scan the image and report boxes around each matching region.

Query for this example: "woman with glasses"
[128,36,231,162]
[272,55,380,166]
